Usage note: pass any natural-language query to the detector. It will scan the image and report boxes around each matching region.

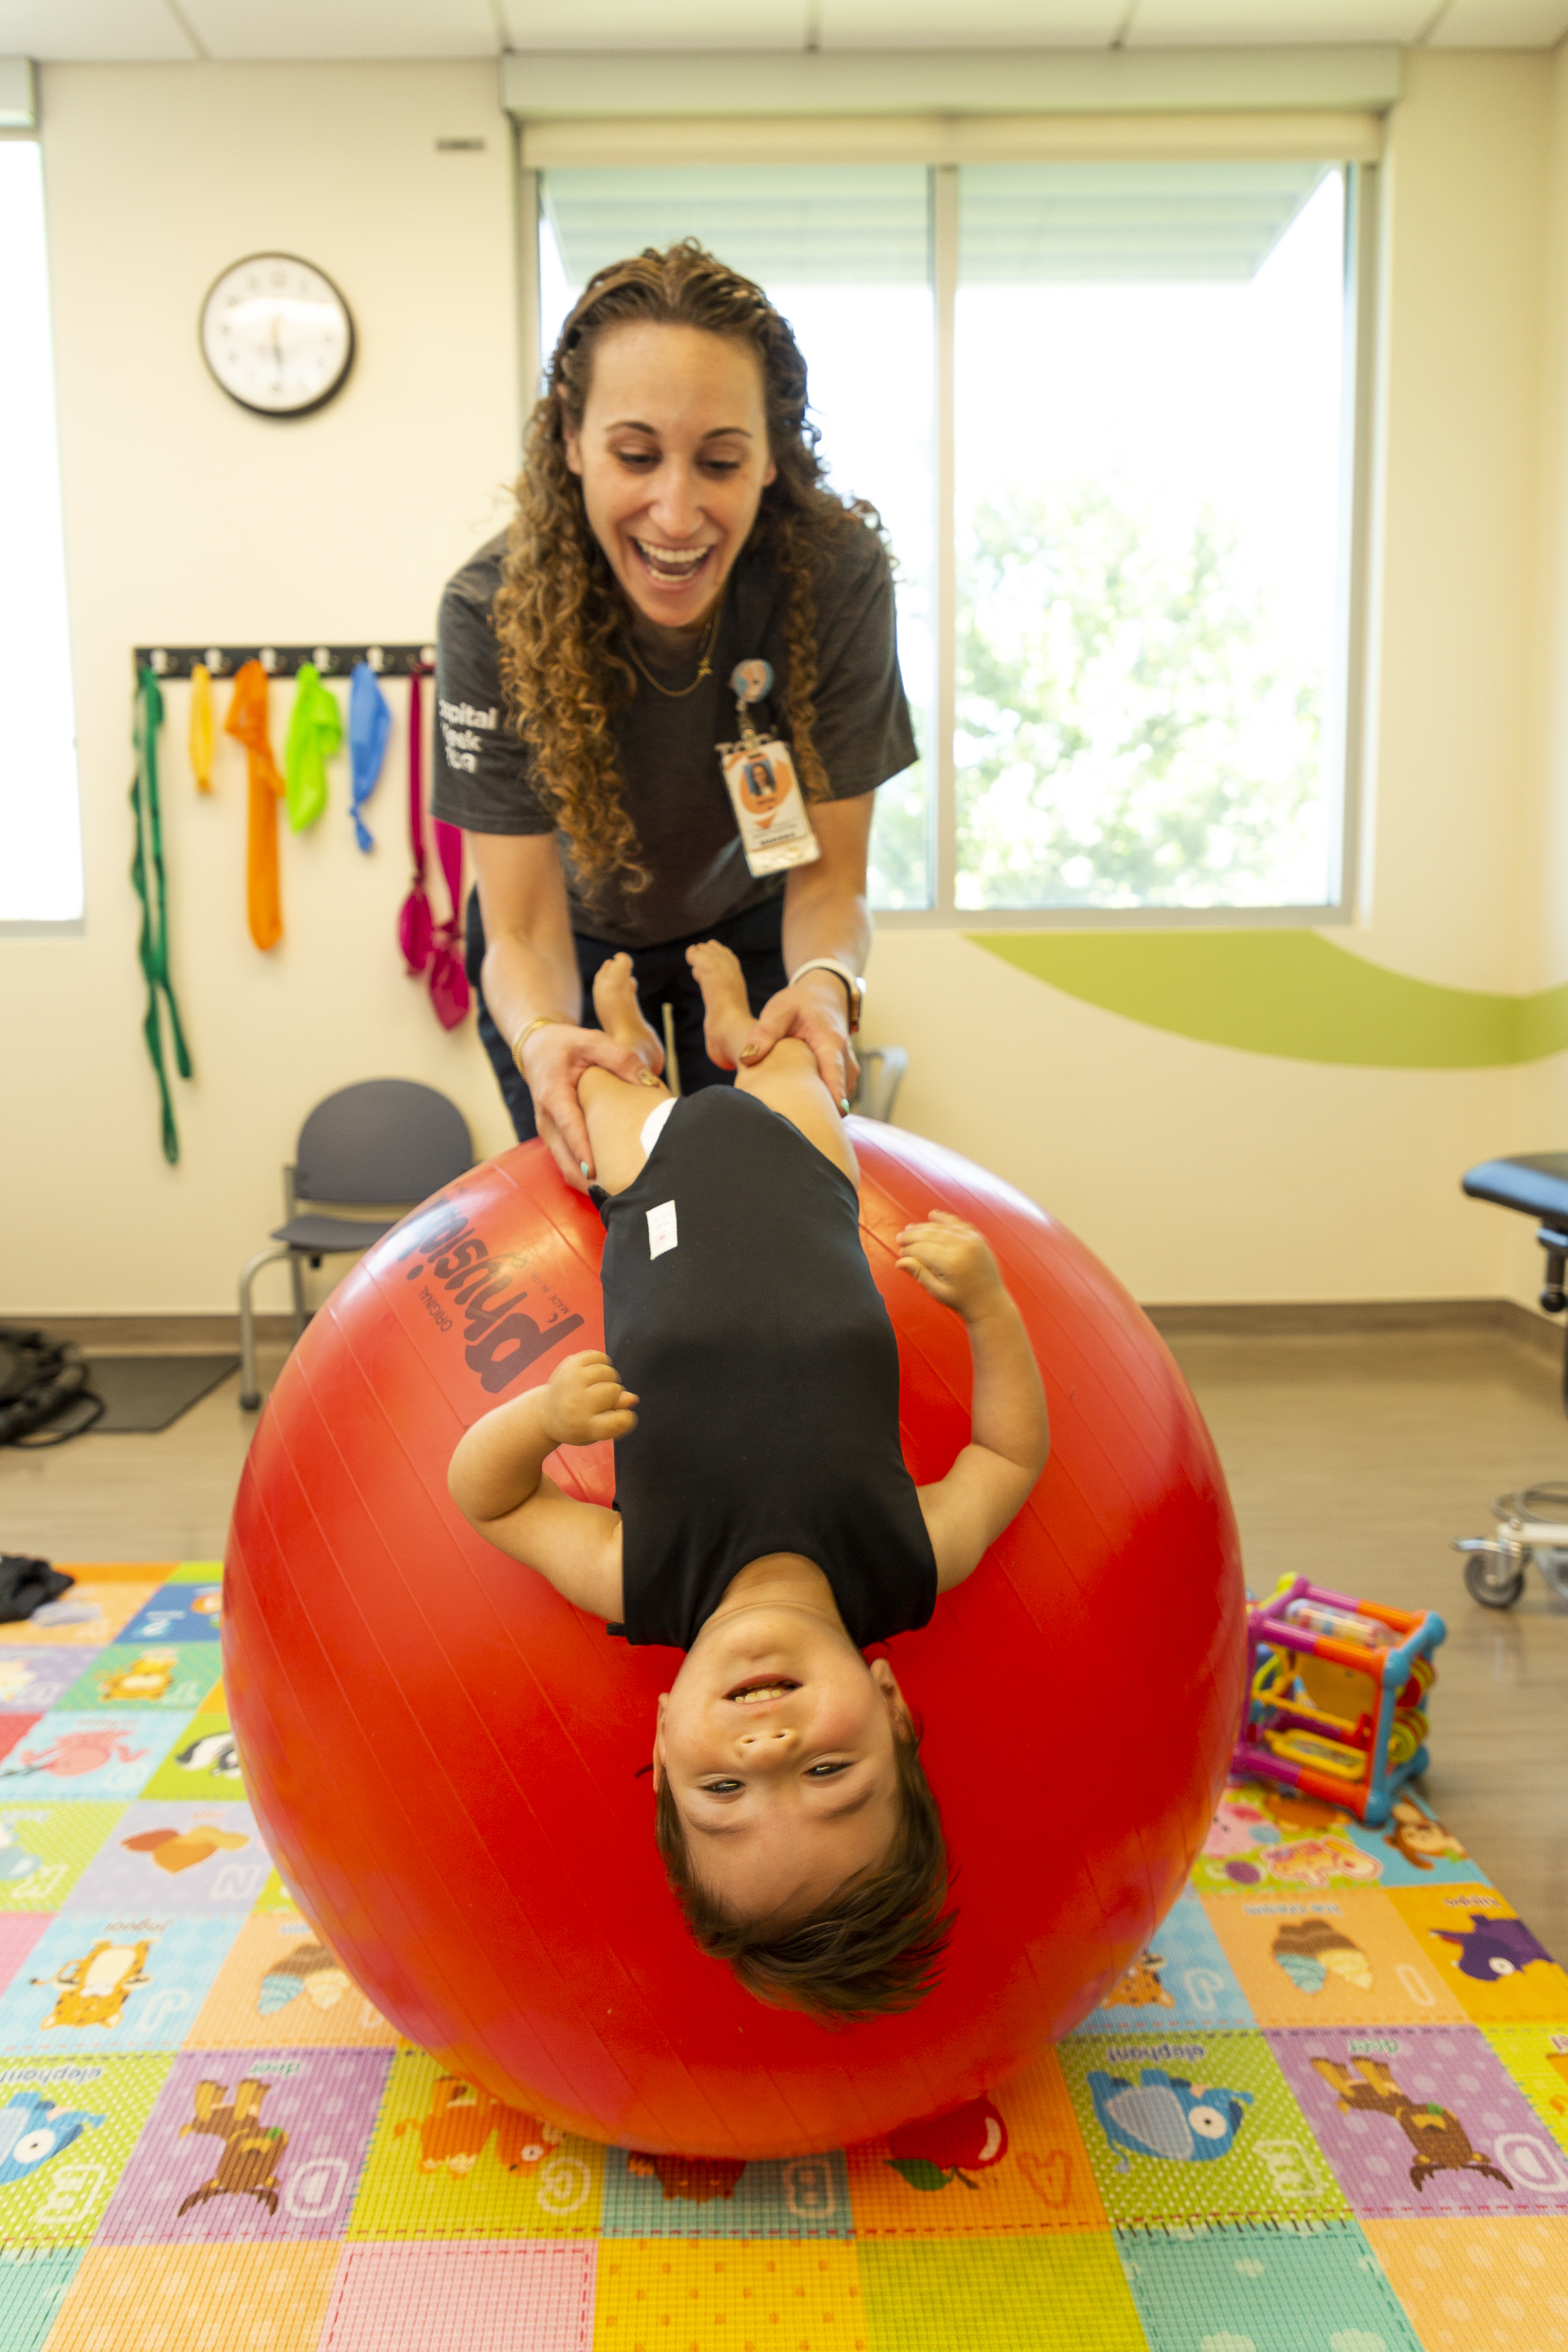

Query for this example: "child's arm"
[447,1350,634,1620]
[898,1214,1049,1593]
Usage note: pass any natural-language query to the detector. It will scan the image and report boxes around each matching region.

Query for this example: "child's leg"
[687,940,858,1184]
[579,955,672,1194]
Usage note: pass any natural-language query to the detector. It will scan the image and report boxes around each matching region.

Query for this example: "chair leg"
[288,1253,308,1344]
[238,1244,289,1412]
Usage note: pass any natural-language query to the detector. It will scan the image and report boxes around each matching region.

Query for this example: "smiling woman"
[432,242,917,1189]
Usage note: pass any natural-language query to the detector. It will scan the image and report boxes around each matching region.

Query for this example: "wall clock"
[199,253,355,418]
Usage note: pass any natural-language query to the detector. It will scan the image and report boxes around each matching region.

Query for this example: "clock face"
[199,253,354,418]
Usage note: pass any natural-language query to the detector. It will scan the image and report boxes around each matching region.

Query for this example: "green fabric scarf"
[285,662,342,832]
[131,667,193,1165]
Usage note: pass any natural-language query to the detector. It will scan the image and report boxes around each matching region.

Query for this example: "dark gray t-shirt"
[431,521,916,950]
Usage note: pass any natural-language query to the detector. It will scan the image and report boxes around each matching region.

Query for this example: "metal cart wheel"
[1463,1551,1526,1609]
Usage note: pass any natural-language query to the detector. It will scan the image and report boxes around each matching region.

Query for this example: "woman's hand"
[896,1212,1008,1322]
[541,1351,640,1448]
[520,1022,662,1191]
[734,971,860,1112]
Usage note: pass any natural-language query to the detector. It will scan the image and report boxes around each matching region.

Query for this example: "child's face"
[655,1605,906,1925]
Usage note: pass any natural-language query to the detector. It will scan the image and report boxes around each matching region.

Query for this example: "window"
[532,150,1370,924]
[0,140,82,926]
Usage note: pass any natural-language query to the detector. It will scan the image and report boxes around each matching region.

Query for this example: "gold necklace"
[623,590,725,700]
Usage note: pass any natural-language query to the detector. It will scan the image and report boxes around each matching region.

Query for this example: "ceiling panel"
[0,1,196,58]
[819,0,1122,44]
[1426,0,1568,42]
[1125,0,1432,39]
[501,0,806,48]
[181,0,497,58]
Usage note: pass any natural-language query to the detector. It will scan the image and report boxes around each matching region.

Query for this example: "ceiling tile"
[0,1,196,58]
[1124,0,1431,39]
[1425,0,1568,43]
[501,0,806,47]
[819,0,1122,44]
[180,0,498,59]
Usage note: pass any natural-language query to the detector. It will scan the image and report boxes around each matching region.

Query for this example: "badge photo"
[719,738,821,877]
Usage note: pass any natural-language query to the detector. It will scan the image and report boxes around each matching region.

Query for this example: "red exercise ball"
[225,1120,1244,2159]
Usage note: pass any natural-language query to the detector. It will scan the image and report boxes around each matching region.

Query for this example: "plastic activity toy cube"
[1233,1575,1445,1825]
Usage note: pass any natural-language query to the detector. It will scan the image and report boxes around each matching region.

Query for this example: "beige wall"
[5,50,1567,1315]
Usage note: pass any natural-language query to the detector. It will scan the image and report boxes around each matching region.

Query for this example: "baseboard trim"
[1145,1296,1562,1364]
[10,1298,1562,1365]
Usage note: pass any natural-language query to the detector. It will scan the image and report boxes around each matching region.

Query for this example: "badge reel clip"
[718,661,821,877]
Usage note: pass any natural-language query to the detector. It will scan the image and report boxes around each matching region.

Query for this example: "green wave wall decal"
[969,930,1568,1069]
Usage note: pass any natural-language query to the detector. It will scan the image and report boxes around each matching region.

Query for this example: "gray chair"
[851,1045,907,1124]
[238,1079,472,1410]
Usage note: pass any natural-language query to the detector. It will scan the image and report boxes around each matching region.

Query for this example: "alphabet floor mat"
[3,1565,1565,2351]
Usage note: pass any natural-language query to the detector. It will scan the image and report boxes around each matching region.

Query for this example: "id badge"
[718,736,821,877]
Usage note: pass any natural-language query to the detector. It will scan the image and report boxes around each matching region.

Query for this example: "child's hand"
[896,1212,1007,1320]
[541,1351,639,1447]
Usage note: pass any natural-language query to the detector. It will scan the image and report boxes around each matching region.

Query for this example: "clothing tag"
[718,737,821,877]
[647,1200,679,1260]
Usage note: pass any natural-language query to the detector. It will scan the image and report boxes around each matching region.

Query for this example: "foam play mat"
[2,1566,1567,2351]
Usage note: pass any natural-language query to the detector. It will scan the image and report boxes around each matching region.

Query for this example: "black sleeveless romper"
[598,1088,938,1650]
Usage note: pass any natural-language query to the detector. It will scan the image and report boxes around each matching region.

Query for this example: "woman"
[431,242,916,1190]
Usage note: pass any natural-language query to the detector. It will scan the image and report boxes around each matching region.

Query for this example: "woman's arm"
[732,792,874,1110]
[448,1350,634,1620]
[470,832,660,1187]
[899,1216,1051,1594]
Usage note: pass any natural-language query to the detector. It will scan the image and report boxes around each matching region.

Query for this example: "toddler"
[449,941,1048,2019]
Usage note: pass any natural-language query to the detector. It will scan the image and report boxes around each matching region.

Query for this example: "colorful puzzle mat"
[2,1565,1566,2350]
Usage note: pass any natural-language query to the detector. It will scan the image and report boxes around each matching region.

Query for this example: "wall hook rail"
[133,643,436,681]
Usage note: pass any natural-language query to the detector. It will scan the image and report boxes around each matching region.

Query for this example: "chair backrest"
[852,1045,908,1125]
[293,1081,472,1205]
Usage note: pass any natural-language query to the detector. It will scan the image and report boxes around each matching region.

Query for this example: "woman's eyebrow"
[604,419,754,440]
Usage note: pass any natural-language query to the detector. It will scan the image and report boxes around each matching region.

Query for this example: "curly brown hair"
[493,240,880,901]
[654,1716,953,2023]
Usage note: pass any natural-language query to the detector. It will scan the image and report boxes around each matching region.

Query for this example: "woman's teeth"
[634,540,710,583]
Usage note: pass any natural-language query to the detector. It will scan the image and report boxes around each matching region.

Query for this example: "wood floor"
[3,1325,1565,1957]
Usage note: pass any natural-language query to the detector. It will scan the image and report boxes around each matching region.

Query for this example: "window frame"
[517,131,1382,934]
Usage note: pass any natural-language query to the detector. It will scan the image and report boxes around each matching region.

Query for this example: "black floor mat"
[84,1353,240,1432]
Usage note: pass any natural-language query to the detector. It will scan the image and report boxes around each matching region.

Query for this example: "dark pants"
[466,887,789,1144]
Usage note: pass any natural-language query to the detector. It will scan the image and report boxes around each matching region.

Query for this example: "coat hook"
[367,645,384,673]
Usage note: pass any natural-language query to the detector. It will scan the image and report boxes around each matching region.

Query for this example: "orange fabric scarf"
[225,661,286,949]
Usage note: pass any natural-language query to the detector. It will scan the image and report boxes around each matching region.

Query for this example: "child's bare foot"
[592,952,665,1075]
[687,939,754,1069]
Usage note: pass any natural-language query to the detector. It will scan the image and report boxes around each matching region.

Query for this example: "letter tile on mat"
[593,2241,866,2352]
[165,1560,223,1584]
[856,2234,1147,2352]
[1483,2024,1568,2154]
[114,1582,222,1646]
[1387,1884,1568,2021]
[1058,2029,1348,2228]
[1199,1890,1465,2028]
[95,2046,391,2243]
[1192,1783,1391,1899]
[845,2051,1105,2238]
[0,1913,51,1994]
[0,1802,123,1910]
[0,1583,161,1649]
[348,2048,604,2240]
[53,1644,222,1714]
[137,1711,242,1803]
[323,2241,597,2351]
[602,2144,851,2238]
[184,1903,399,2050]
[1362,2214,1568,2349]
[0,1711,186,1801]
[0,2247,83,2352]
[1115,2219,1422,2352]
[1069,1893,1255,2033]
[0,1912,240,2051]
[63,1799,269,1916]
[0,2053,170,2247]
[42,2240,340,2352]
[0,1651,95,1714]
[0,1714,42,1765]
[1267,2022,1568,2218]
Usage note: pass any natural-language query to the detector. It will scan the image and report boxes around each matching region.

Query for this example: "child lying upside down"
[448,941,1049,2021]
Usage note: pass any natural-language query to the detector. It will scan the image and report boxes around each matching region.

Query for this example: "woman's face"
[563,320,777,632]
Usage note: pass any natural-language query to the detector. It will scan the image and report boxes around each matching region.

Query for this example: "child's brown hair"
[654,1722,953,2021]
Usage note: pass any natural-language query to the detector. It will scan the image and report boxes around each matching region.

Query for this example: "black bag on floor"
[0,1554,74,1621]
[0,1325,104,1446]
